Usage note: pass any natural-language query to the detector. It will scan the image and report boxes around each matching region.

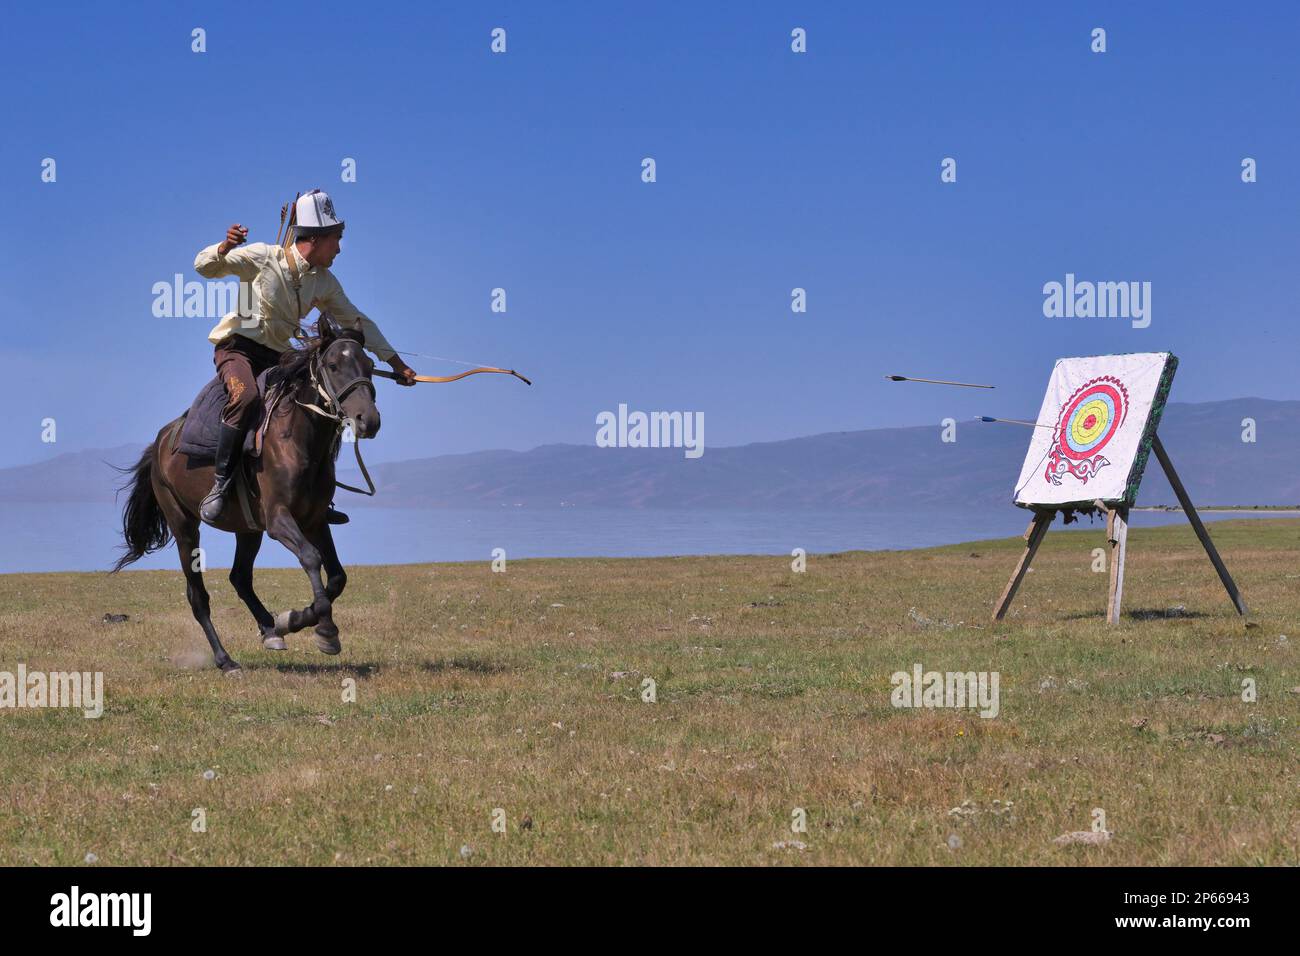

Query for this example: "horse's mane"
[278,321,366,382]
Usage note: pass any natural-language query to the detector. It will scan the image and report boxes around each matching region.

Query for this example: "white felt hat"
[294,189,344,237]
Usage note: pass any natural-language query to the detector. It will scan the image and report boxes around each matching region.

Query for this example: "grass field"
[1,518,1296,866]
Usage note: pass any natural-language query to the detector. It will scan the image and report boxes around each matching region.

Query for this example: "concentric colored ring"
[1057,382,1125,461]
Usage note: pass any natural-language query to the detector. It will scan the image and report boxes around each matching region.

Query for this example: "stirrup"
[199,480,232,522]
[326,505,350,525]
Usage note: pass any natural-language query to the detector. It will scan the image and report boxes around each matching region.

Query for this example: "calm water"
[0,503,1289,574]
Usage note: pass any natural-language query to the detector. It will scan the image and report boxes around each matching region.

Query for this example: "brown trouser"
[213,334,282,428]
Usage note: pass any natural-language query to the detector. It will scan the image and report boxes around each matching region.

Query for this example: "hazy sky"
[2,1,1296,468]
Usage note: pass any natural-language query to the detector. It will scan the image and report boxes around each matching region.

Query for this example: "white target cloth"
[1014,352,1177,509]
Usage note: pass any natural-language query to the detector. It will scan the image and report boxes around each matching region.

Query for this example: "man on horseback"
[193,189,417,524]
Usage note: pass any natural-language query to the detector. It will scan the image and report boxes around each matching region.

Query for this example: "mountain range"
[2,399,1297,510]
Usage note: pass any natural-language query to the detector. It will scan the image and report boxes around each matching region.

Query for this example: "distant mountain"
[2,400,1297,510]
[0,444,144,504]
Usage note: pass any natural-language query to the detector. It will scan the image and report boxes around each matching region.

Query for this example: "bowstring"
[302,313,509,370]
[388,349,512,370]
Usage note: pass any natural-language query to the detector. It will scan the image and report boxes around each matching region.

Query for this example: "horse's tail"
[112,442,171,572]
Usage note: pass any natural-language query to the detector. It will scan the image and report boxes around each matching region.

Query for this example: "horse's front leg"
[306,524,346,654]
[311,523,347,601]
[265,505,336,652]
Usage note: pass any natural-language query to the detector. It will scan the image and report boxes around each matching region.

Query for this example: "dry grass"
[0,518,1296,865]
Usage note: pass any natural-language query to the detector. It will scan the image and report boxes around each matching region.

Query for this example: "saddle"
[176,366,289,461]
[167,368,293,528]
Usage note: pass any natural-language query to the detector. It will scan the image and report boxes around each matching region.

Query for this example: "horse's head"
[313,320,380,438]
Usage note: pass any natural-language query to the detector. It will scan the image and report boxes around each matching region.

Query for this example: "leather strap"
[334,434,376,497]
[166,413,186,454]
[292,341,378,498]
[284,243,304,322]
[253,381,287,456]
[234,466,256,526]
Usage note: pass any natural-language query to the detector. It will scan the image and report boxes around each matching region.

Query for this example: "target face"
[1013,353,1178,509]
[1058,380,1126,460]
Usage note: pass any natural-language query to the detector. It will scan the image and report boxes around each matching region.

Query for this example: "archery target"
[1014,353,1177,509]
[1059,380,1125,460]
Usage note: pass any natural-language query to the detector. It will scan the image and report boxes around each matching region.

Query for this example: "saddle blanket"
[177,367,285,461]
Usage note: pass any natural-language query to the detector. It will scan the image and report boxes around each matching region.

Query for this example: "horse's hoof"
[262,633,287,651]
[221,662,243,677]
[274,610,293,636]
[314,631,342,656]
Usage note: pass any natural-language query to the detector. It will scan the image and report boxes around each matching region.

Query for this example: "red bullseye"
[1057,377,1128,461]
[1042,373,1134,489]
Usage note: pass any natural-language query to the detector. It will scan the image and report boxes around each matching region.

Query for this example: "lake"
[0,503,1290,574]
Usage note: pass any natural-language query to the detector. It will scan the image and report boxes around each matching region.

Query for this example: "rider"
[194,189,417,524]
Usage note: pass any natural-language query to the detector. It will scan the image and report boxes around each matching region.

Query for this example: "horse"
[112,321,380,673]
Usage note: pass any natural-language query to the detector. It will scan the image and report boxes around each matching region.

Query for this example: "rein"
[293,339,378,497]
[282,328,532,502]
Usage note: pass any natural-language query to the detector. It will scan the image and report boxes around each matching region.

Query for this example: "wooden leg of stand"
[993,511,1053,621]
[1151,434,1248,616]
[1106,506,1128,625]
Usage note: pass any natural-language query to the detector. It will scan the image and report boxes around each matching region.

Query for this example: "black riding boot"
[199,423,243,523]
[326,503,350,525]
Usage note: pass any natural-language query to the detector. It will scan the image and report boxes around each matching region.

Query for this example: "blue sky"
[1,1,1296,468]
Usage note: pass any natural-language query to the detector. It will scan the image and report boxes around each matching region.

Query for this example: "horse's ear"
[318,311,342,342]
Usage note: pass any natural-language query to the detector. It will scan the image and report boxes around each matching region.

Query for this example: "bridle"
[297,338,376,420]
[294,337,378,496]
[286,331,532,500]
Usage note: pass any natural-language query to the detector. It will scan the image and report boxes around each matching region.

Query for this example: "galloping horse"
[113,321,379,673]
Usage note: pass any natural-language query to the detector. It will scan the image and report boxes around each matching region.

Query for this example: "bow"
[373,367,532,386]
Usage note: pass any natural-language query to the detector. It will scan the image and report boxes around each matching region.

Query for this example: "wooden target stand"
[993,435,1248,624]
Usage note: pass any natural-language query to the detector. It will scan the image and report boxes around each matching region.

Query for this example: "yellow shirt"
[194,241,397,362]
